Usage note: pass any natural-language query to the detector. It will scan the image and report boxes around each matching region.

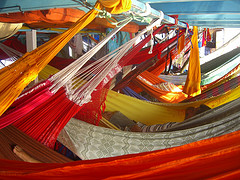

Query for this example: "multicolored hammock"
[0,129,239,179]
[186,75,240,102]
[0,0,131,117]
[113,31,191,103]
[0,19,166,149]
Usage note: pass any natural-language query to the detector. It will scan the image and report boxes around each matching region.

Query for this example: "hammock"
[159,46,240,85]
[0,19,166,149]
[185,75,240,102]
[0,125,72,163]
[0,8,139,33]
[131,71,188,103]
[121,86,150,101]
[58,97,240,160]
[200,32,240,65]
[0,0,114,116]
[0,22,22,41]
[113,32,191,103]
[126,29,186,68]
[128,27,200,101]
[165,97,240,132]
[105,82,240,125]
[112,36,191,91]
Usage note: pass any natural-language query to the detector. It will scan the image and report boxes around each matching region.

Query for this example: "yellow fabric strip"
[183,26,201,97]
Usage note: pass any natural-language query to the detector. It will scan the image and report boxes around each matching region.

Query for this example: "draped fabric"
[202,28,206,47]
[0,0,131,116]
[0,125,72,163]
[183,26,201,96]
[0,130,239,179]
[0,8,86,28]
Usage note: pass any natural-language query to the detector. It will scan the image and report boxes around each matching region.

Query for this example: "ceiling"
[0,0,239,28]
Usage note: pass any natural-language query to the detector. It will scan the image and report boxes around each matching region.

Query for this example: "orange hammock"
[131,71,188,103]
[0,8,139,33]
[0,130,239,179]
[0,8,85,26]
[0,0,131,116]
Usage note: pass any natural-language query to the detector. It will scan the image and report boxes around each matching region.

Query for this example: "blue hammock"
[121,86,149,101]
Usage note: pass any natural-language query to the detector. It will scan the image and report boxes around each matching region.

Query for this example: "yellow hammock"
[105,86,240,125]
[0,0,131,116]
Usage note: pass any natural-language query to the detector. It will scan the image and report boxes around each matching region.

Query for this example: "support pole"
[26,30,38,84]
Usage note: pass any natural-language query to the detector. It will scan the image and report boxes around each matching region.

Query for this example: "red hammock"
[0,25,166,149]
[0,130,239,179]
[126,30,185,66]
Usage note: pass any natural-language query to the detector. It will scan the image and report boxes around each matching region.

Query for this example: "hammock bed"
[124,51,240,103]
[57,96,240,160]
[130,70,188,103]
[185,75,240,102]
[105,82,240,125]
[164,97,240,132]
[0,19,166,149]
[0,0,106,116]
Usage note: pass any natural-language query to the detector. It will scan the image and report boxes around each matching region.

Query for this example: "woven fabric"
[58,109,240,160]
